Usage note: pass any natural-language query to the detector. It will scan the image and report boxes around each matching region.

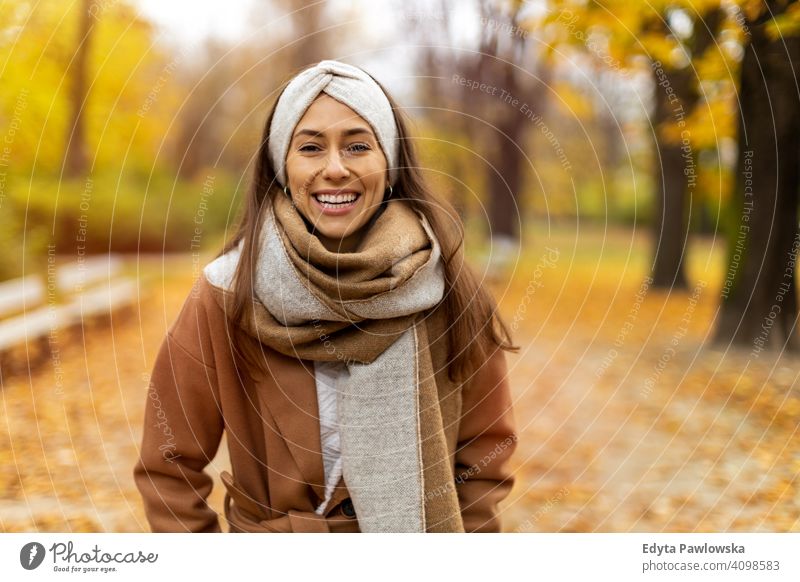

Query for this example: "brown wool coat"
[133,274,518,533]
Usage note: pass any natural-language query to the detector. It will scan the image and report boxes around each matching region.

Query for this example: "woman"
[133,59,519,533]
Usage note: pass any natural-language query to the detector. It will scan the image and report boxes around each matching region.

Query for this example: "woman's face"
[284,94,389,252]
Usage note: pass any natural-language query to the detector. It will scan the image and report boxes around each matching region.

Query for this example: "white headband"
[268,59,399,188]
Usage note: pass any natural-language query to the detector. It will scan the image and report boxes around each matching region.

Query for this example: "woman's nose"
[322,148,350,180]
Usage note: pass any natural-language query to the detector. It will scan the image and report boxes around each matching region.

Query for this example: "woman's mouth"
[312,191,361,215]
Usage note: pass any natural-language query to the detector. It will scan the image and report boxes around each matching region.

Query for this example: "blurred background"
[0,0,798,532]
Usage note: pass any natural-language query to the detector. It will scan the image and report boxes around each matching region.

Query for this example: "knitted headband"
[268,59,399,188]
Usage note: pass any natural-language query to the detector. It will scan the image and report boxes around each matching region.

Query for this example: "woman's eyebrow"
[292,127,374,140]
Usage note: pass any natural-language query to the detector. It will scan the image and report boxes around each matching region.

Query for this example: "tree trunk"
[648,8,723,289]
[651,139,690,288]
[650,67,693,289]
[282,0,326,69]
[486,110,524,240]
[714,11,800,352]
[63,0,94,179]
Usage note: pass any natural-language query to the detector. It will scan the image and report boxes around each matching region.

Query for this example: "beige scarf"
[205,192,464,532]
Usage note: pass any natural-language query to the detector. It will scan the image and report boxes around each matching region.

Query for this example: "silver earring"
[283,185,296,207]
[384,185,393,200]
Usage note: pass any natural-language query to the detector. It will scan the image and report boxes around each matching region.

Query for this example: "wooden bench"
[0,255,137,378]
[0,275,45,319]
[56,255,124,293]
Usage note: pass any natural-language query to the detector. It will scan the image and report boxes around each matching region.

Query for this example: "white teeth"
[315,192,358,203]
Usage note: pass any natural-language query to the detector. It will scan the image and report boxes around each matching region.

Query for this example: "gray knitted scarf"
[204,192,464,532]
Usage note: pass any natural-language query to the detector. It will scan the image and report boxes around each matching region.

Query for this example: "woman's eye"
[299,143,370,154]
[347,143,371,153]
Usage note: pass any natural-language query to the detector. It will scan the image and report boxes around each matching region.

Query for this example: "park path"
[1,251,798,532]
[499,268,799,532]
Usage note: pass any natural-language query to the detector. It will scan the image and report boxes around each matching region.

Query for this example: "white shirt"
[312,360,346,515]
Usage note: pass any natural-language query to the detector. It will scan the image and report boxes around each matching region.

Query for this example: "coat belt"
[221,470,332,533]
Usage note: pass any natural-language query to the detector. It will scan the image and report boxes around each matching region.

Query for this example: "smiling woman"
[133,60,519,533]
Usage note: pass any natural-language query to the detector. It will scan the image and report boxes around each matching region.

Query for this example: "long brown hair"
[215,65,518,383]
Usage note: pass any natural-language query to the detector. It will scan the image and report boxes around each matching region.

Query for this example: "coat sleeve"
[454,345,518,532]
[133,289,225,532]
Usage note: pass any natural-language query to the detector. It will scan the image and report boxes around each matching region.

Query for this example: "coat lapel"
[254,352,327,503]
